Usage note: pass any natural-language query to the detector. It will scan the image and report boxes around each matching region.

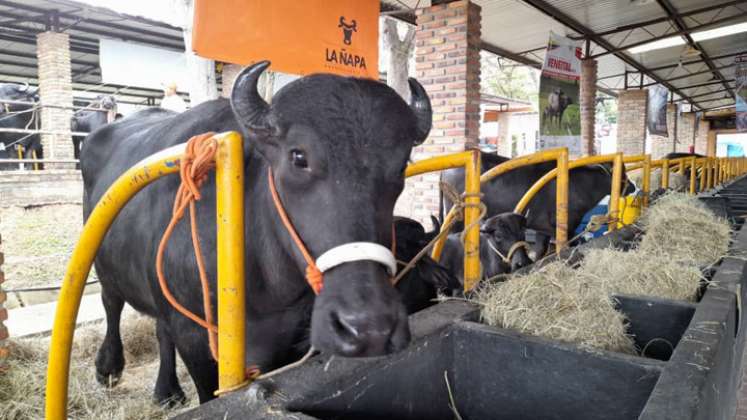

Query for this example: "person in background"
[160,82,187,113]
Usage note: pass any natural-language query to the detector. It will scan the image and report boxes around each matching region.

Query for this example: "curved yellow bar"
[405,150,482,291]
[432,148,569,259]
[45,132,245,419]
[512,153,623,231]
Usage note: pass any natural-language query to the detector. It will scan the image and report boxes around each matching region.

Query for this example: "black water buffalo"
[439,213,532,283]
[71,95,117,163]
[0,83,39,169]
[393,216,461,313]
[543,89,572,127]
[82,62,432,404]
[441,153,633,258]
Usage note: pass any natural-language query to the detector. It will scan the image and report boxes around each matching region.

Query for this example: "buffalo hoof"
[153,388,187,408]
[95,370,123,388]
[95,352,124,388]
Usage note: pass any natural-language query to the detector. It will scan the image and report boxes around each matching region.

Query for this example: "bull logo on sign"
[338,16,357,45]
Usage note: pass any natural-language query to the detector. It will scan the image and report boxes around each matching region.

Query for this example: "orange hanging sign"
[192,0,379,79]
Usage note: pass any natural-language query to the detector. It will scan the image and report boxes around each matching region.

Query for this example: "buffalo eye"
[290,149,308,169]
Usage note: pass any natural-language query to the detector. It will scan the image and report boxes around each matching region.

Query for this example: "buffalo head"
[481,213,532,273]
[231,61,431,357]
[0,82,39,113]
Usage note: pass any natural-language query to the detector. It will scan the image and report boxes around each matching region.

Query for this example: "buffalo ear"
[230,61,276,138]
[407,78,431,145]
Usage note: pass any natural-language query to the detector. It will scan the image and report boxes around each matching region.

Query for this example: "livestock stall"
[39,127,747,419]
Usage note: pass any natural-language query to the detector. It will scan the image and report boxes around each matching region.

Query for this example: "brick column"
[398,0,481,226]
[695,118,709,155]
[651,104,677,159]
[678,112,696,153]
[616,90,647,155]
[37,31,74,169]
[580,59,597,155]
[0,235,7,369]
[221,63,243,98]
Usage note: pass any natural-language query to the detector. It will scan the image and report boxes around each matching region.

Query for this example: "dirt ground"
[0,312,198,420]
[0,203,100,308]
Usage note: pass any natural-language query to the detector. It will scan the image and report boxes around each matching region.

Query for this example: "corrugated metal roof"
[0,0,186,105]
[471,0,746,110]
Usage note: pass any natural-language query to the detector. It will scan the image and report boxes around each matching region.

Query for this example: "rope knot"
[305,265,324,294]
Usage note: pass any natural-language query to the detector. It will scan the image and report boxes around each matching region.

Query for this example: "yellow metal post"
[698,158,707,192]
[214,132,247,393]
[610,153,623,231]
[678,159,685,174]
[706,158,713,190]
[661,159,669,189]
[405,151,481,291]
[642,155,651,208]
[462,151,482,291]
[45,147,183,420]
[689,156,697,194]
[555,149,569,251]
[45,132,245,419]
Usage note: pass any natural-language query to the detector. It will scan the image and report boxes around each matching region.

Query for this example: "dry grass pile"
[668,172,688,192]
[474,191,730,354]
[0,204,97,291]
[580,248,703,301]
[475,261,636,354]
[0,314,195,420]
[638,192,731,267]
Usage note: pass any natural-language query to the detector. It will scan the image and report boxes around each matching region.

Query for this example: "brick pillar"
[695,119,709,155]
[0,234,7,369]
[678,113,696,153]
[37,31,74,169]
[580,59,597,155]
[221,63,243,98]
[651,104,677,159]
[398,0,481,226]
[616,90,647,155]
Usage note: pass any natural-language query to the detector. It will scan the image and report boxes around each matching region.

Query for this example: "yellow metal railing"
[512,153,623,232]
[623,154,652,207]
[405,150,482,291]
[431,148,569,267]
[45,132,246,420]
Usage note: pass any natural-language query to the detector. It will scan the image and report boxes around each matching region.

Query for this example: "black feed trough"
[176,176,747,420]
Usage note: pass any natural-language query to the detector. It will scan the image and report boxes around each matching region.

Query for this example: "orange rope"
[267,167,324,294]
[156,132,220,361]
[268,167,397,294]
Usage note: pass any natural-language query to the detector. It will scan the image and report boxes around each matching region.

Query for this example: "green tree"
[481,52,540,108]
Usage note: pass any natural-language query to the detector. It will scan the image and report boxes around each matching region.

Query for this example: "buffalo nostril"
[331,311,360,339]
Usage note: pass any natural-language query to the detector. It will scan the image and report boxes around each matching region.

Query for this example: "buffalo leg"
[95,288,125,387]
[172,320,218,403]
[531,232,551,260]
[153,319,186,406]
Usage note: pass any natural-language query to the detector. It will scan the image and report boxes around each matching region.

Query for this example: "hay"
[475,261,636,354]
[580,248,704,301]
[0,314,194,420]
[474,191,731,355]
[638,192,731,267]
[0,204,97,292]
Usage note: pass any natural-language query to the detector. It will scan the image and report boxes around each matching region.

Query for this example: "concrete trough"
[176,179,747,420]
